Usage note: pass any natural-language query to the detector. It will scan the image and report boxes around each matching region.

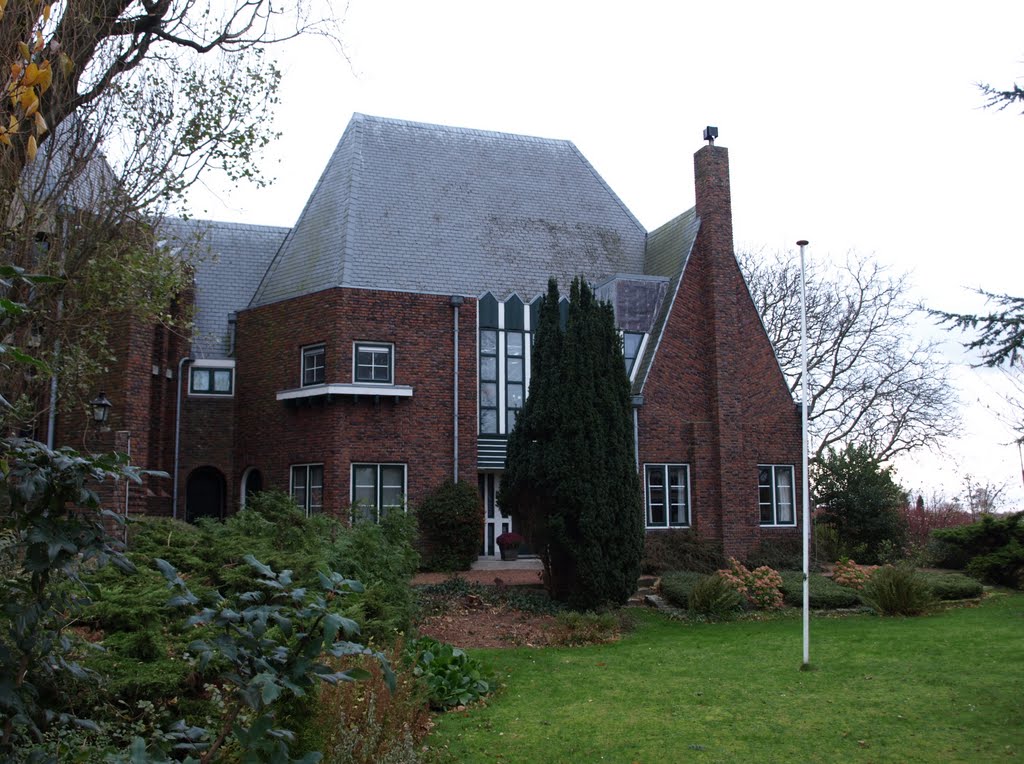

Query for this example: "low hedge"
[918,571,985,600]
[658,571,704,609]
[778,571,862,609]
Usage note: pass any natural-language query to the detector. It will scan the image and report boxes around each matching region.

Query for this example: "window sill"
[277,383,414,402]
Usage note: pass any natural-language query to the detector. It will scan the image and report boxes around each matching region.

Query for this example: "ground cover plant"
[427,593,1024,763]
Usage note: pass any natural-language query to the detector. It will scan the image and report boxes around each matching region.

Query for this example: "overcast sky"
[190,0,1024,508]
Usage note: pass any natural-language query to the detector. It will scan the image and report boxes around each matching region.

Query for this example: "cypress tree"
[501,277,644,609]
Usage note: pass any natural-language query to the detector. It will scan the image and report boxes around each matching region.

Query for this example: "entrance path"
[412,558,543,587]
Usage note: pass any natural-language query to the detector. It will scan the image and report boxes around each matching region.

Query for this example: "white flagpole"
[797,239,811,669]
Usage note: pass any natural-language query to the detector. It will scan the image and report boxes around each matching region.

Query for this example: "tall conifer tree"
[501,277,643,609]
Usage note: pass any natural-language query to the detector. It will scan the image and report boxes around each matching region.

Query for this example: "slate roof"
[161,219,289,359]
[251,114,650,306]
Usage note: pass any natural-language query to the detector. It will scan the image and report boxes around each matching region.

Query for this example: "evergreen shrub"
[744,536,805,571]
[658,571,704,609]
[860,565,935,615]
[930,512,1024,588]
[918,571,984,600]
[416,480,483,572]
[641,530,726,575]
[687,574,743,619]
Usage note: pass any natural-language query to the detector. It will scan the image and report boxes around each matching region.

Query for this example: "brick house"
[103,114,801,560]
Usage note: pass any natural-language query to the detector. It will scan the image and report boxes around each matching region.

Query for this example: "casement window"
[301,344,325,386]
[505,331,524,431]
[645,464,690,528]
[759,465,796,526]
[290,463,324,516]
[189,366,234,396]
[623,332,645,379]
[351,463,406,522]
[354,342,393,384]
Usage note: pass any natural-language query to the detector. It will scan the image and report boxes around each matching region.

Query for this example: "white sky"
[190,0,1024,508]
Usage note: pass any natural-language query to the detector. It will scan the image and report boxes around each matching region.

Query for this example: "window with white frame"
[351,463,406,522]
[189,366,234,396]
[301,344,325,386]
[290,463,324,516]
[354,342,393,384]
[759,465,796,526]
[645,464,690,528]
[623,332,644,378]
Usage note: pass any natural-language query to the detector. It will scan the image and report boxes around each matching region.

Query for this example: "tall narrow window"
[290,463,324,516]
[505,331,524,431]
[645,464,690,528]
[479,329,498,434]
[623,332,644,378]
[351,463,407,523]
[302,344,325,386]
[759,465,796,526]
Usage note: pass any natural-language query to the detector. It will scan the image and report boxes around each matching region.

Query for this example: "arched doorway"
[240,467,264,510]
[186,466,226,523]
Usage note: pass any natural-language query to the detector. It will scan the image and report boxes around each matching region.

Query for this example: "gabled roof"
[251,114,649,306]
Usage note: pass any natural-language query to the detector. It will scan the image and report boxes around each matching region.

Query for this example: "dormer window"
[354,342,393,384]
[302,344,325,386]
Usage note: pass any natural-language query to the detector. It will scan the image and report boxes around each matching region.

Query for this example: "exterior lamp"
[90,391,112,424]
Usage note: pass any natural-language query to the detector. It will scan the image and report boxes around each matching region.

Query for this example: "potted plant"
[496,531,525,562]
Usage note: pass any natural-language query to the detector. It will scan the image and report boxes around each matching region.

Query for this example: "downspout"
[46,293,63,448]
[450,295,464,482]
[123,433,131,543]
[172,355,194,520]
[631,395,644,472]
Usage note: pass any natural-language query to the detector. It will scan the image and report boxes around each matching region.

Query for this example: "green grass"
[427,593,1024,763]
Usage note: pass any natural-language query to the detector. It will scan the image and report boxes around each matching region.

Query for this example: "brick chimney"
[693,141,734,260]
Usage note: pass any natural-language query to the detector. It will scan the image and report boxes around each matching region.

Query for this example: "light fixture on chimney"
[703,126,719,145]
[90,391,112,424]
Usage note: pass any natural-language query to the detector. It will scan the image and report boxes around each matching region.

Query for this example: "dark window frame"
[353,342,394,384]
[301,344,325,387]
[644,464,691,529]
[759,464,796,526]
[290,463,324,516]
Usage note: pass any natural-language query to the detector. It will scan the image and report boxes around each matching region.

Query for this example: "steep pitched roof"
[161,219,289,359]
[251,114,648,306]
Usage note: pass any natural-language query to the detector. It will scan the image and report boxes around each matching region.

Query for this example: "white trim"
[190,358,235,368]
[276,383,413,401]
[350,462,408,523]
[352,341,395,385]
[289,462,324,516]
[643,463,691,529]
[301,343,326,387]
[758,464,797,527]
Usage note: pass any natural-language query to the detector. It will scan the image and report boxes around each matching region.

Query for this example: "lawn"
[426,593,1024,763]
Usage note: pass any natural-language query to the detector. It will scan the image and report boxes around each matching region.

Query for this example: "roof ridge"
[353,112,578,149]
[567,142,646,237]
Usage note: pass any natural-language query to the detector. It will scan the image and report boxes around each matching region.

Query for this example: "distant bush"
[641,530,725,575]
[860,565,935,616]
[744,536,805,572]
[918,571,984,601]
[832,558,878,590]
[778,572,862,609]
[901,502,973,550]
[930,512,1024,588]
[659,571,704,609]
[687,574,743,619]
[417,480,484,572]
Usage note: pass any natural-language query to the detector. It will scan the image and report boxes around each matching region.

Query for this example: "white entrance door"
[479,473,511,558]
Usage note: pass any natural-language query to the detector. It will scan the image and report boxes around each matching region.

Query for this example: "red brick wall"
[638,145,802,558]
[233,288,478,518]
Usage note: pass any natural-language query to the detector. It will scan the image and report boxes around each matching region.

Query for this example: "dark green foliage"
[501,277,644,610]
[416,480,483,572]
[930,512,1024,588]
[931,289,1024,367]
[813,444,908,564]
[918,571,985,600]
[687,574,743,619]
[658,571,704,609]
[860,565,936,616]
[406,636,495,710]
[641,530,726,575]
[778,572,862,609]
[744,537,806,572]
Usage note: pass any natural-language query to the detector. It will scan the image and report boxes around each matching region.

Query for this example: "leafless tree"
[739,250,960,462]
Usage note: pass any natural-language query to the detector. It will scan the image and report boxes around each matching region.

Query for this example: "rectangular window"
[623,332,644,378]
[302,344,325,386]
[354,342,393,384]
[479,329,498,434]
[506,330,524,432]
[189,367,233,396]
[645,464,690,528]
[759,465,796,526]
[351,463,406,523]
[290,463,324,516]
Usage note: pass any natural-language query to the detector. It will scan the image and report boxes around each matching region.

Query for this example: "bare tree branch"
[740,250,960,462]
